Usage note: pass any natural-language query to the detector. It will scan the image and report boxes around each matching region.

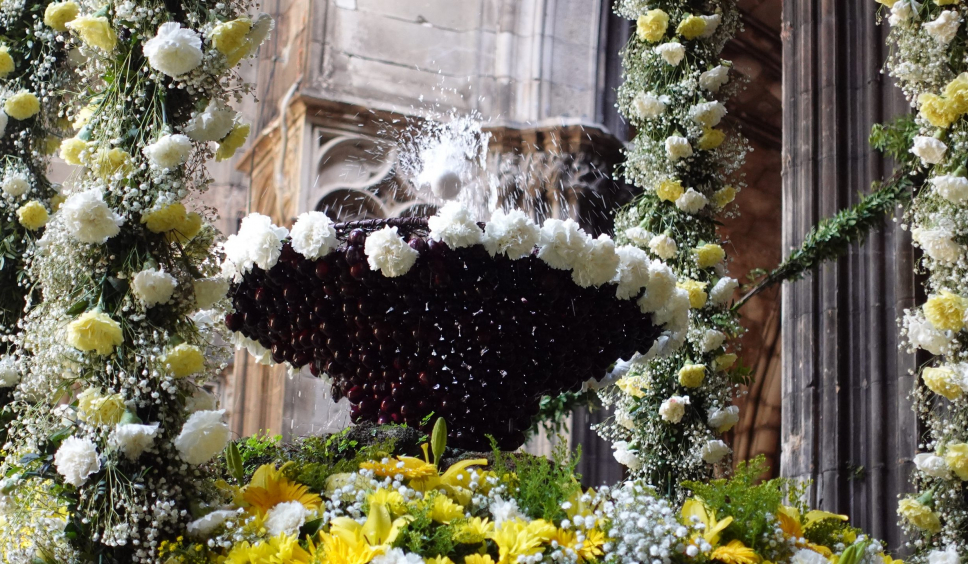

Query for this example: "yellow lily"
[777,506,847,557]
[682,498,733,545]
[406,445,489,506]
[329,503,412,551]
[564,486,603,528]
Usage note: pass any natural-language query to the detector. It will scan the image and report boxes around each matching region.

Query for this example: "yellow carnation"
[4,91,40,120]
[17,201,49,231]
[215,123,251,161]
[656,179,684,202]
[77,388,126,426]
[616,374,649,398]
[875,0,898,7]
[44,136,62,155]
[73,105,95,131]
[91,147,133,179]
[918,93,959,129]
[636,9,670,43]
[677,15,707,40]
[695,243,726,268]
[167,211,203,244]
[922,366,964,401]
[67,310,123,355]
[897,498,941,533]
[60,137,88,165]
[44,1,80,32]
[67,15,117,52]
[713,353,738,372]
[210,18,252,56]
[0,46,14,79]
[944,73,968,114]
[937,0,960,5]
[713,185,737,209]
[164,344,206,378]
[50,194,66,212]
[923,290,967,332]
[142,202,188,233]
[678,364,706,388]
[678,279,708,309]
[698,127,726,150]
[944,443,968,480]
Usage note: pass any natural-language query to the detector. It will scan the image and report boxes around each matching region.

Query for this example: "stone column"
[781,0,917,549]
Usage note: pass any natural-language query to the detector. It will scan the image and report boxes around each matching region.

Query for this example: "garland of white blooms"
[0,1,270,562]
[223,202,687,369]
[594,0,747,496]
[880,0,968,561]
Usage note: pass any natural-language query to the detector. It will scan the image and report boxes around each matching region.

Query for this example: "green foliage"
[530,391,598,439]
[236,430,281,468]
[870,114,919,165]
[395,493,458,558]
[285,431,397,494]
[491,439,582,523]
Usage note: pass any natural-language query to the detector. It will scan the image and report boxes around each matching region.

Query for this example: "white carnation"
[490,497,524,527]
[690,101,727,127]
[649,233,678,259]
[913,227,962,263]
[655,42,686,66]
[185,387,218,413]
[61,189,124,244]
[131,268,177,308]
[905,313,948,355]
[428,201,483,248]
[246,13,274,56]
[0,111,7,139]
[700,329,727,352]
[290,211,338,260]
[931,174,968,204]
[914,452,950,479]
[187,509,239,538]
[143,134,192,169]
[611,441,643,470]
[0,356,20,388]
[143,22,203,77]
[193,277,229,310]
[927,547,960,564]
[911,136,947,164]
[537,218,592,270]
[613,245,651,300]
[174,409,231,465]
[483,209,539,259]
[659,395,690,423]
[572,234,620,288]
[700,14,722,38]
[54,436,101,487]
[184,100,237,142]
[700,439,731,463]
[110,423,160,460]
[709,277,738,305]
[624,227,653,246]
[792,549,830,564]
[222,213,288,278]
[708,405,740,432]
[372,548,424,564]
[675,188,708,214]
[665,135,693,161]
[365,225,419,277]
[632,92,667,119]
[889,0,919,26]
[2,174,29,197]
[699,65,730,92]
[653,288,691,332]
[266,501,310,537]
[638,260,677,313]
[925,11,961,44]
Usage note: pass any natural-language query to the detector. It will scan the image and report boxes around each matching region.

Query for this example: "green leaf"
[431,417,447,466]
[226,442,244,483]
[66,299,88,316]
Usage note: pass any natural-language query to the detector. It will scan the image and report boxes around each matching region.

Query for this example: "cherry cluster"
[225,222,659,450]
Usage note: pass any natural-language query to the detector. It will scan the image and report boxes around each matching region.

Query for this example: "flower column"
[0,2,270,562]
[595,0,747,496]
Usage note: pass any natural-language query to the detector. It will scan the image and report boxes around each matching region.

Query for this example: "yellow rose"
[44,1,80,32]
[616,374,649,398]
[944,73,968,114]
[897,498,941,533]
[51,194,66,212]
[698,127,726,150]
[215,123,251,161]
[677,15,707,41]
[713,353,737,372]
[60,137,89,165]
[636,10,670,43]
[67,310,123,355]
[142,202,187,233]
[4,91,40,120]
[922,366,964,400]
[77,388,126,426]
[164,344,206,378]
[923,290,967,332]
[17,201,49,231]
[67,15,117,52]
[678,364,706,388]
[695,243,726,268]
[656,179,684,202]
[713,185,737,209]
[678,279,708,309]
[167,211,203,244]
[210,18,252,56]
[943,443,968,480]
[91,147,133,179]
[0,46,14,78]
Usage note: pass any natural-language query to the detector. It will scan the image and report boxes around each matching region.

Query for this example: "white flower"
[483,208,539,259]
[931,174,968,204]
[927,546,960,564]
[913,227,962,263]
[700,440,730,463]
[54,436,101,487]
[624,227,653,246]
[538,218,592,270]
[632,92,667,119]
[247,13,274,55]
[925,11,961,44]
[143,22,203,77]
[708,406,740,432]
[187,509,239,538]
[193,277,229,310]
[222,213,288,278]
[649,233,678,259]
[655,42,686,66]
[185,387,218,413]
[490,497,524,526]
[290,211,338,260]
[665,136,693,161]
[371,548,424,564]
[110,423,160,460]
[700,14,722,38]
[266,501,310,537]
[905,313,948,355]
[572,234,620,288]
[0,356,19,388]
[699,65,730,92]
[0,111,7,139]
[2,174,29,197]
[638,260,677,313]
[184,100,237,142]
[613,245,652,300]
[611,441,643,470]
[174,409,231,465]
[653,288,691,332]
[709,277,738,305]
[131,268,177,308]
[889,0,919,26]
[911,136,947,164]
[914,453,950,479]
[659,395,690,423]
[701,329,727,352]
[675,188,708,214]
[791,549,830,564]
[615,408,636,430]
[365,225,419,277]
[61,189,124,244]
[143,134,192,169]
[690,101,727,127]
[428,201,483,248]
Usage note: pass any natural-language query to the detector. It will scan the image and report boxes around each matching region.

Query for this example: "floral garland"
[0,1,270,562]
[879,0,968,560]
[595,0,747,496]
